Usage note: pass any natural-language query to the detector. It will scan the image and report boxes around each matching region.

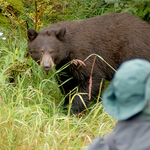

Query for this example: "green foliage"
[1,0,150,30]
[0,0,25,29]
[7,0,25,12]
[0,14,10,28]
[62,0,150,21]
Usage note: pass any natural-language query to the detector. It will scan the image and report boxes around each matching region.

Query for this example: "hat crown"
[102,59,150,120]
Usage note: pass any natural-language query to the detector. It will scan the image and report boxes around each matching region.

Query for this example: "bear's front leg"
[71,95,89,114]
[70,77,103,114]
[70,83,90,114]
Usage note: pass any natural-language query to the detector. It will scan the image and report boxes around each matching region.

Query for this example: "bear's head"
[27,27,67,71]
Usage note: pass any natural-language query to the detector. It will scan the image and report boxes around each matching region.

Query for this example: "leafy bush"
[1,0,150,30]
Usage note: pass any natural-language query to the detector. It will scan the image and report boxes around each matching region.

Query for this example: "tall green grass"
[0,27,116,149]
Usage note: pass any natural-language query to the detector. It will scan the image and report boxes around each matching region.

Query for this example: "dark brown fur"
[28,13,150,114]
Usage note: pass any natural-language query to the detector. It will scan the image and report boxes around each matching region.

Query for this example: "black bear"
[27,13,150,114]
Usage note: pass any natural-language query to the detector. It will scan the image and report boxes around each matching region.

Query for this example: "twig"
[3,64,31,79]
[26,20,29,30]
[37,1,47,20]
[5,8,28,41]
[89,56,96,100]
[34,0,38,30]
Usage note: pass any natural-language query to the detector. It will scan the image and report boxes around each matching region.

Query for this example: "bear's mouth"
[43,66,51,71]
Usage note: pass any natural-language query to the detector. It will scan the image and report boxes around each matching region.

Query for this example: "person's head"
[102,59,150,121]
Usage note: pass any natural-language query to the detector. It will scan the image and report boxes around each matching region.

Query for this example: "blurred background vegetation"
[0,0,150,149]
[1,0,150,30]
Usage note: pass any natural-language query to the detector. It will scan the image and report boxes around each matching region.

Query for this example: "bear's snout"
[43,61,51,71]
[40,54,54,71]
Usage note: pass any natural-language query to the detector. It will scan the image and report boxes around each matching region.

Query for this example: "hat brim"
[102,81,149,121]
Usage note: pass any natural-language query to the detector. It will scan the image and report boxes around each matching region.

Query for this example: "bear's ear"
[27,28,38,41]
[55,27,66,41]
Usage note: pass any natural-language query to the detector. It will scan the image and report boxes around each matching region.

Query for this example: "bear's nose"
[43,61,51,71]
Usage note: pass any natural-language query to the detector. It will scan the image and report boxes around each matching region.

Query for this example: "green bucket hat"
[102,59,150,121]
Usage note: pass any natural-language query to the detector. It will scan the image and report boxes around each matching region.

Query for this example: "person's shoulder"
[84,137,109,150]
